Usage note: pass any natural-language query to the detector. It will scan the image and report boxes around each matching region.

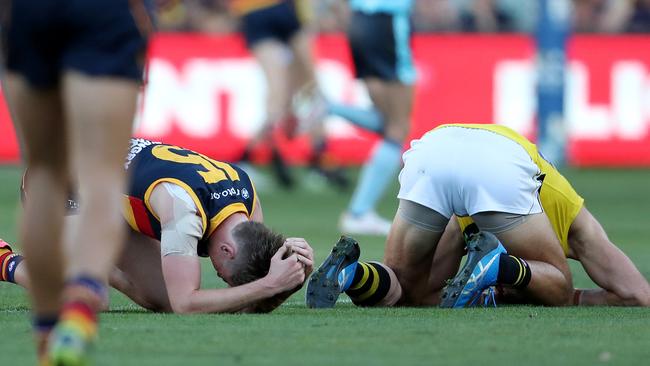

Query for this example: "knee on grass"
[537,282,573,306]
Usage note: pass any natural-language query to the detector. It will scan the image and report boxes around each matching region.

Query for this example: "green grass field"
[1,165,649,365]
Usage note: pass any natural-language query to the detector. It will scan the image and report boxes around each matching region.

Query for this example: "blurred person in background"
[626,0,650,32]
[229,0,348,190]
[449,0,534,32]
[572,0,632,33]
[411,0,461,32]
[186,0,237,32]
[306,124,650,310]
[457,0,516,32]
[308,0,416,236]
[572,0,606,32]
[616,0,650,32]
[0,0,151,364]
[156,0,238,33]
[312,0,350,32]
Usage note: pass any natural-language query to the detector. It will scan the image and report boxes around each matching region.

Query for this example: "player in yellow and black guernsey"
[8,138,315,314]
[306,124,649,309]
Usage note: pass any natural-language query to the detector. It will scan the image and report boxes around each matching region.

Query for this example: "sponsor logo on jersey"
[210,187,248,200]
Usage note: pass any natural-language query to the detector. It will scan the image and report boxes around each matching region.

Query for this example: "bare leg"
[4,73,67,356]
[288,31,324,141]
[371,79,413,143]
[250,39,291,146]
[247,40,295,186]
[63,72,138,282]
[491,213,574,306]
[288,30,317,98]
[363,79,389,117]
[110,231,172,312]
[419,218,466,305]
[11,262,31,289]
[286,29,349,188]
[45,72,138,359]
[342,78,413,234]
[1,229,173,312]
[568,207,650,306]
[383,215,445,305]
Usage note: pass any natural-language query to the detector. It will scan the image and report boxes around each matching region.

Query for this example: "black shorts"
[347,11,416,84]
[240,1,302,48]
[2,0,153,88]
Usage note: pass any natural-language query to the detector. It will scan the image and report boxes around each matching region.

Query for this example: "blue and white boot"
[306,236,360,308]
[440,231,506,308]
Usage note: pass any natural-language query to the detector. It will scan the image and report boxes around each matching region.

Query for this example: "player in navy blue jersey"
[3,139,314,317]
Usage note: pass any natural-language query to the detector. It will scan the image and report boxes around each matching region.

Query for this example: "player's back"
[425,124,584,255]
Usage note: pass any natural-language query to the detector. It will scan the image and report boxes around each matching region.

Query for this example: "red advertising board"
[0,89,18,162]
[1,34,649,166]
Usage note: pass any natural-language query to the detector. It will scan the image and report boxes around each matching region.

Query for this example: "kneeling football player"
[2,138,313,313]
[306,124,650,308]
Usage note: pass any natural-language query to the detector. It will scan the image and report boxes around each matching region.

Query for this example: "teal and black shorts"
[347,11,416,85]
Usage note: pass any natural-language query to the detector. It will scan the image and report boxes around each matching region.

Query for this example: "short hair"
[229,221,286,287]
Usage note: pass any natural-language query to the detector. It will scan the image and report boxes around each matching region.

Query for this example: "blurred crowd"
[157,0,650,33]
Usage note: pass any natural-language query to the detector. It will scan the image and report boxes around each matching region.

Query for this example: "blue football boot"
[440,231,506,308]
[306,236,360,308]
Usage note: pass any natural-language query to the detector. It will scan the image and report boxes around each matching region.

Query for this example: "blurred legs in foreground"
[1,0,149,363]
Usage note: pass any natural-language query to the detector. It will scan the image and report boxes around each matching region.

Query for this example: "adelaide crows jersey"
[123,139,257,257]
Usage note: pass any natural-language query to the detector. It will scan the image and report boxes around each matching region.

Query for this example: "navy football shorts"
[240,1,302,49]
[2,0,153,87]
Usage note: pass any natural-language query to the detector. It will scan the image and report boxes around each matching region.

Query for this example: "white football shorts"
[397,126,544,218]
